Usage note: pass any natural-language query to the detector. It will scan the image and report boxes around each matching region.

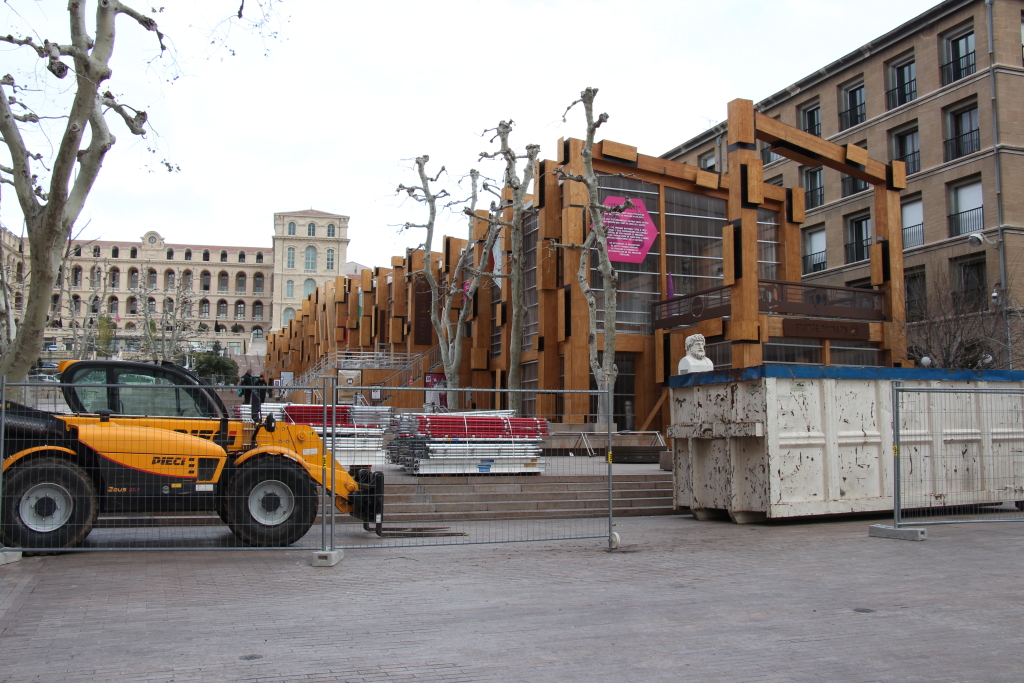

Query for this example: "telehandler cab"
[0,360,384,549]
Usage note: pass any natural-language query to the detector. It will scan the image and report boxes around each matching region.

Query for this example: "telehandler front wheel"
[0,457,99,549]
[224,456,317,547]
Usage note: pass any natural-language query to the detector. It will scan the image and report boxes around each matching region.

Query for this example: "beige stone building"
[271,209,351,329]
[1,207,355,364]
[664,0,1024,366]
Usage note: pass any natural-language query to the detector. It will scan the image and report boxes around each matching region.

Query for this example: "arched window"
[128,268,139,288]
[166,248,174,260]
[202,249,210,262]
[111,246,119,258]
[109,297,119,315]
[235,301,245,319]
[184,249,192,261]
[238,251,246,263]
[182,270,193,290]
[164,298,174,314]
[304,278,316,297]
[287,222,296,236]
[197,323,208,332]
[199,299,210,317]
[71,266,82,287]
[217,300,228,317]
[147,297,156,313]
[286,247,295,269]
[71,295,82,314]
[231,324,245,333]
[181,301,192,317]
[236,273,246,293]
[109,267,120,290]
[326,249,335,271]
[90,296,100,314]
[283,308,295,325]
[14,293,22,310]
[253,301,263,320]
[327,223,335,237]
[285,280,294,298]
[218,272,228,292]
[164,270,175,290]
[15,261,22,282]
[74,245,82,257]
[90,266,102,288]
[147,269,157,289]
[220,250,228,263]
[128,297,138,314]
[252,326,264,338]
[92,245,101,258]
[304,246,317,270]
[255,251,264,263]
[201,271,211,291]
[253,273,264,293]
[307,222,316,237]
[130,247,138,259]
[125,322,136,331]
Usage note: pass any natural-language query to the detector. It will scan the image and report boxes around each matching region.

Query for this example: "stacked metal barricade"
[283,404,392,468]
[387,413,549,474]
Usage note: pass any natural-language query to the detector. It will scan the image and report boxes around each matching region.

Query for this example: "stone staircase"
[379,472,676,523]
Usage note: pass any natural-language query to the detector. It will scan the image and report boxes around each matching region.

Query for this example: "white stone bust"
[678,333,715,375]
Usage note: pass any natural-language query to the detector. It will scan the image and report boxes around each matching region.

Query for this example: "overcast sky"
[1,0,939,268]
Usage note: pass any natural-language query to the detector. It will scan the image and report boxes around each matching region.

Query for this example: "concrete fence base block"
[0,551,22,565]
[869,524,927,541]
[311,550,343,567]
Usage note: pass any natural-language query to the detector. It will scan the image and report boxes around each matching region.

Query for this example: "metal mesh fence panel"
[894,385,1024,527]
[0,368,657,551]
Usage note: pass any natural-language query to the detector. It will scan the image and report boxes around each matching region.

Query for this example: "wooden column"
[725,99,763,368]
[871,176,907,366]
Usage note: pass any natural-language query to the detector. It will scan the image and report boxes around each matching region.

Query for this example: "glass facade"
[593,176,661,335]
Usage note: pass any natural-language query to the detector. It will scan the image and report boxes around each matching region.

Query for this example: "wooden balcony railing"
[653,280,885,329]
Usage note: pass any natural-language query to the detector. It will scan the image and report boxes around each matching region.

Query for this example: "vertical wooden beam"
[726,99,762,367]
[872,185,907,366]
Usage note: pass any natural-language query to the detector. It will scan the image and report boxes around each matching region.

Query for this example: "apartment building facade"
[1,207,353,361]
[664,0,1024,366]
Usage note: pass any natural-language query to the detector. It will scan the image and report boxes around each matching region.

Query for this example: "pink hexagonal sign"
[601,196,658,263]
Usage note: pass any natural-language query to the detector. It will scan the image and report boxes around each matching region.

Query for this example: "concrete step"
[378,472,676,521]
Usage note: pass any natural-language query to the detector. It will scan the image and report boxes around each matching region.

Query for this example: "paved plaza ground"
[1,513,1022,682]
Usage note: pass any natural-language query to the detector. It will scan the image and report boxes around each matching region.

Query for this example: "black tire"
[1,457,99,549]
[223,456,317,547]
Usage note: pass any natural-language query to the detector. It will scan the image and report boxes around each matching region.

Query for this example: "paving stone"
[0,516,1022,682]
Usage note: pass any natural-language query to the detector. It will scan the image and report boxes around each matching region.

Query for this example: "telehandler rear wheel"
[0,457,99,549]
[224,456,317,547]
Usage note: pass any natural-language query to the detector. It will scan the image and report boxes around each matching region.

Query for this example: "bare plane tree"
[904,265,1024,369]
[473,121,540,413]
[555,87,631,419]
[127,268,197,363]
[0,1,280,383]
[398,159,504,409]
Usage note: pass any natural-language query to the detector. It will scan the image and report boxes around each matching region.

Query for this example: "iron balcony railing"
[941,51,976,86]
[760,146,782,164]
[652,280,884,329]
[841,175,870,197]
[949,207,983,237]
[845,236,872,264]
[896,150,920,175]
[804,121,821,137]
[805,185,824,209]
[902,223,924,249]
[944,129,980,161]
[839,102,866,131]
[802,250,827,274]
[886,80,917,109]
